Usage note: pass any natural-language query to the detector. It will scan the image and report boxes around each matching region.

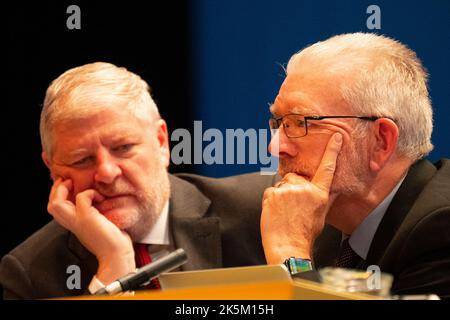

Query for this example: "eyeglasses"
[269,114,381,138]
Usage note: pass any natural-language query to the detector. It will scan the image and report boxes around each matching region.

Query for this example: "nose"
[268,127,298,158]
[94,149,122,184]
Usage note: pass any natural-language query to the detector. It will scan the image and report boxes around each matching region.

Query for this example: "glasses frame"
[270,115,382,138]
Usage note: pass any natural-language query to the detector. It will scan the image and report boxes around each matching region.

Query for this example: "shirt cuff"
[88,275,105,294]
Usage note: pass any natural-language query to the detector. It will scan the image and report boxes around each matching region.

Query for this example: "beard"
[279,135,371,196]
[94,165,171,242]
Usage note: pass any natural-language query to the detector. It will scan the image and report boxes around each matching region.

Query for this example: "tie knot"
[334,238,362,269]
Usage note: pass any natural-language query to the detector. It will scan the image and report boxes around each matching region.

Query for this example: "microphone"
[94,248,188,295]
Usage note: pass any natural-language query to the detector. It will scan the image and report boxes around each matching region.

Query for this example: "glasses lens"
[284,115,306,137]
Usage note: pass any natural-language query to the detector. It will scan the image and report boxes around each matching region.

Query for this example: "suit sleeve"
[0,254,35,299]
[391,208,450,300]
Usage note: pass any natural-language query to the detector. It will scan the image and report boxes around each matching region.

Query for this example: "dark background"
[5,1,194,258]
[4,1,449,258]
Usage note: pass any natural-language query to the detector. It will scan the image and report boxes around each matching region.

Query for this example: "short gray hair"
[287,33,433,160]
[40,62,160,157]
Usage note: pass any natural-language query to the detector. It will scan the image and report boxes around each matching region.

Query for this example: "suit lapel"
[365,159,436,267]
[168,174,222,271]
[313,160,437,270]
[313,224,341,268]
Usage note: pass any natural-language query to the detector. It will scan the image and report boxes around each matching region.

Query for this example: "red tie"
[133,243,161,289]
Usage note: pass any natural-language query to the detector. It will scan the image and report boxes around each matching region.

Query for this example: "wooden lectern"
[68,265,379,300]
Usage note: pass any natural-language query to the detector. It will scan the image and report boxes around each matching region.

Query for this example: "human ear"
[42,152,56,181]
[155,119,170,168]
[369,118,399,172]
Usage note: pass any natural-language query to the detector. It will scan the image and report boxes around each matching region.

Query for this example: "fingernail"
[334,133,343,143]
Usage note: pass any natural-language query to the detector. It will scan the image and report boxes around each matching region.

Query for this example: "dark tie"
[334,238,363,269]
[133,243,161,289]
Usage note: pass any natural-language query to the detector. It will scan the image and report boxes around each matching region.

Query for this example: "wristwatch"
[284,257,313,275]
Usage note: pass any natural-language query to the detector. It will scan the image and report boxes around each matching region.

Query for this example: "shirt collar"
[348,176,406,260]
[138,200,170,245]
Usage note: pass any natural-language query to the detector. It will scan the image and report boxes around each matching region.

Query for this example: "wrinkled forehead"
[50,108,152,154]
[55,105,150,130]
[271,68,351,116]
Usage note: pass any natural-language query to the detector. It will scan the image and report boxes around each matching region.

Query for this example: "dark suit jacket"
[0,172,275,299]
[313,159,450,299]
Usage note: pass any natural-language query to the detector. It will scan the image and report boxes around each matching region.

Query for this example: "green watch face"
[285,257,313,274]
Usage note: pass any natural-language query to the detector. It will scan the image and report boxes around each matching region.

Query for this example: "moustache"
[94,181,136,198]
[279,160,314,177]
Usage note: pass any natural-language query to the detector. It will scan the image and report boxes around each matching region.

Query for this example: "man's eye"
[113,144,134,153]
[296,119,306,127]
[72,157,92,167]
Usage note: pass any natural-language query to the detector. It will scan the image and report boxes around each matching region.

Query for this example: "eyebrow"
[269,103,277,116]
[269,103,317,118]
[290,106,316,115]
[66,149,90,160]
[110,133,140,142]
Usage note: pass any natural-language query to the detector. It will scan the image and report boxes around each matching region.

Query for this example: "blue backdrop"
[190,0,450,177]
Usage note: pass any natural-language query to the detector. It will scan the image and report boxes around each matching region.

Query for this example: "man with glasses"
[261,33,450,299]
